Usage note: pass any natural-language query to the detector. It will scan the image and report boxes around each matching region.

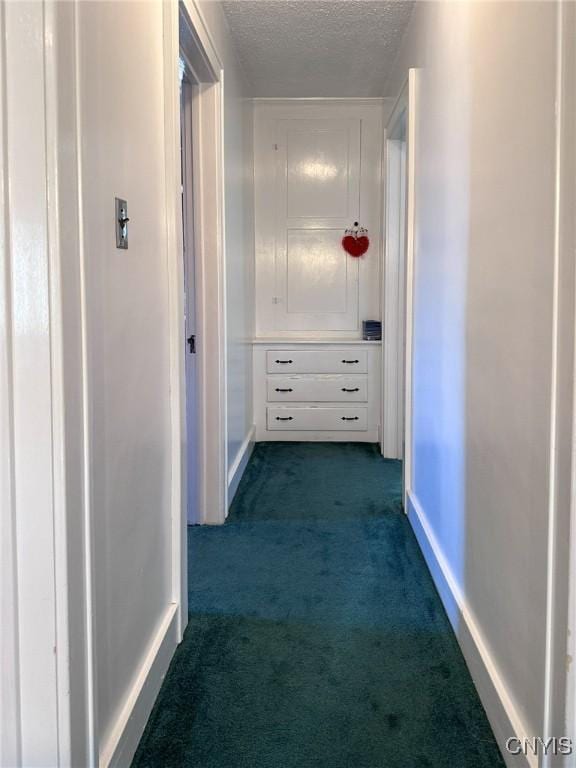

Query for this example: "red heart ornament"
[342,234,369,257]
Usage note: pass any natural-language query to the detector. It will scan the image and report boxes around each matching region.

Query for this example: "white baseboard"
[406,490,535,768]
[99,604,179,768]
[227,425,255,510]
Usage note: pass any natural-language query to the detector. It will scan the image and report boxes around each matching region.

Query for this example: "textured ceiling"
[221,0,414,97]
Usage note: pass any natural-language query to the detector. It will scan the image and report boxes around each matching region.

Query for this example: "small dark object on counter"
[363,320,381,341]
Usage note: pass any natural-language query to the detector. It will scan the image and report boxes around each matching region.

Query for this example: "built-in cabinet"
[252,100,385,442]
[253,341,381,442]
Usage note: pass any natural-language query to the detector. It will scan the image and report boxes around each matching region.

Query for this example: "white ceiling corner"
[220,0,415,98]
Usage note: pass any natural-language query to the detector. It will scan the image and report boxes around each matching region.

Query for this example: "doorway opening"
[170,1,227,540]
[179,59,200,524]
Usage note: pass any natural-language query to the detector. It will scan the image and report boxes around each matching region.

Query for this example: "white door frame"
[1,4,63,764]
[546,2,576,762]
[1,2,92,764]
[161,0,227,662]
[381,69,418,509]
[165,0,228,541]
[382,91,407,460]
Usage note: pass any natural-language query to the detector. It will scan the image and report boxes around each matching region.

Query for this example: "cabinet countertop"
[252,338,381,346]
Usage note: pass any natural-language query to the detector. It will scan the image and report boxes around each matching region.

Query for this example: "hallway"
[2,1,576,764]
[132,443,503,768]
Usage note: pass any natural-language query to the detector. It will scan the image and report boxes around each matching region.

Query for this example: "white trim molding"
[227,426,255,511]
[164,0,188,643]
[253,97,389,107]
[547,2,576,764]
[0,0,102,763]
[100,605,179,768]
[406,491,534,768]
[1,4,22,763]
[382,80,408,460]
[390,68,419,507]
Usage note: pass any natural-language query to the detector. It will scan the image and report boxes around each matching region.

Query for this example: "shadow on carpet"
[132,442,505,768]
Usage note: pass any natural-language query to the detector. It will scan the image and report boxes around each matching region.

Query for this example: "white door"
[181,74,199,524]
[274,118,361,332]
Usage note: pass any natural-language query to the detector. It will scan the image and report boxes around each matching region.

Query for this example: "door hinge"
[273,143,279,151]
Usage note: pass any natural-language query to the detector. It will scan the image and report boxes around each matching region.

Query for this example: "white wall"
[388,0,572,755]
[76,2,175,757]
[198,1,255,479]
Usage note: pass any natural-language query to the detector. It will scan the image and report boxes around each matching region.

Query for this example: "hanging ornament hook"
[344,221,368,238]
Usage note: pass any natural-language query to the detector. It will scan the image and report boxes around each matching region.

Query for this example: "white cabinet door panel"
[275,118,361,332]
[254,103,383,338]
[286,229,350,315]
[286,126,352,220]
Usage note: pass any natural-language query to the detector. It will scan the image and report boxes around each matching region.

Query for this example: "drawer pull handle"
[341,359,359,364]
[275,388,293,392]
[341,416,359,421]
[276,416,294,421]
[275,359,293,364]
[341,387,360,393]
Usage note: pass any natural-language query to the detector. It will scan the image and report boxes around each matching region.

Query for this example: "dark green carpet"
[132,442,504,768]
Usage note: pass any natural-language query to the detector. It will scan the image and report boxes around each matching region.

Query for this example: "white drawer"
[266,349,368,374]
[267,406,368,431]
[267,376,368,402]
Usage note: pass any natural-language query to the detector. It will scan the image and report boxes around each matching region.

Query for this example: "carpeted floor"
[132,442,504,768]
